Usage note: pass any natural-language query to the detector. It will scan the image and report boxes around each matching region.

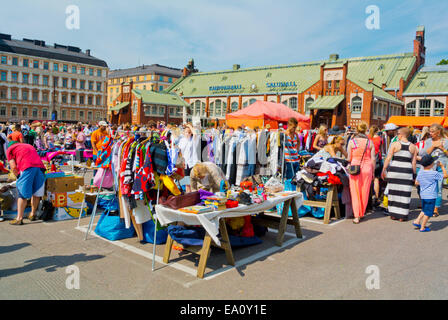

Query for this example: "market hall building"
[164,26,428,128]
[109,81,188,125]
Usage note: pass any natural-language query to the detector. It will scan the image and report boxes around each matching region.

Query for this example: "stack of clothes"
[292,156,351,218]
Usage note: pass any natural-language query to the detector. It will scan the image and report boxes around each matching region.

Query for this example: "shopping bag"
[95,210,135,241]
[93,168,114,188]
[142,220,168,244]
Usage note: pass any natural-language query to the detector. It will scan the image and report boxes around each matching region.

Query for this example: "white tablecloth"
[155,192,303,246]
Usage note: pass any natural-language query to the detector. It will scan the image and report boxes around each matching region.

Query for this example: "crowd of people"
[1,118,446,233]
[280,120,447,232]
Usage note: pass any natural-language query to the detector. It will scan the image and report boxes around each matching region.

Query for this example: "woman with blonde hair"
[347,122,376,224]
[190,162,226,193]
[421,123,448,216]
[312,136,347,160]
[382,127,417,221]
[312,124,328,152]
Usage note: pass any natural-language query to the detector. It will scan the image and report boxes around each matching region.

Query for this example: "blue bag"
[95,210,135,241]
[142,220,168,244]
[167,225,205,246]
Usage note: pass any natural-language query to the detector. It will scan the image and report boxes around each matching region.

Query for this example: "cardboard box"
[47,191,85,208]
[46,175,85,193]
[53,206,88,221]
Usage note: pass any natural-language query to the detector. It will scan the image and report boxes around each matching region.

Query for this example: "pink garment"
[6,143,45,172]
[349,138,373,218]
[76,132,86,150]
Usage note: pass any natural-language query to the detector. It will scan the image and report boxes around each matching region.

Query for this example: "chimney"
[368,78,374,83]
[233,64,240,71]
[183,67,189,77]
[414,26,426,67]
[329,54,339,61]
[86,49,91,56]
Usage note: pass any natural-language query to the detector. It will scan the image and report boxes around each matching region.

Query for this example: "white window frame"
[351,96,362,114]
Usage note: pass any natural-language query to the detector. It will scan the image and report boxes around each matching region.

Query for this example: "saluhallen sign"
[266,81,297,88]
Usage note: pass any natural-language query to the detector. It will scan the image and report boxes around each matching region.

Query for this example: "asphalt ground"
[1,172,447,300]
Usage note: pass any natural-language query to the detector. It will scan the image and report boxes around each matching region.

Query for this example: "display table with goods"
[156,189,303,278]
[292,154,348,224]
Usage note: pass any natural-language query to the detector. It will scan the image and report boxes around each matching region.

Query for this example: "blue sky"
[1,0,447,72]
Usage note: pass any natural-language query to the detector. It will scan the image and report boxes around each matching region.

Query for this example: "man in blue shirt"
[414,154,448,232]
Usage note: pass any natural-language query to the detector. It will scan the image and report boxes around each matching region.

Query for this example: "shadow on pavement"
[0,253,105,278]
[428,219,448,231]
[0,243,31,254]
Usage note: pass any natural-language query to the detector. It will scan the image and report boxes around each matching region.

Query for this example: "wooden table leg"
[197,234,212,279]
[219,219,235,266]
[130,215,144,241]
[323,186,334,225]
[163,234,174,264]
[290,197,303,239]
[276,198,292,246]
[333,186,341,219]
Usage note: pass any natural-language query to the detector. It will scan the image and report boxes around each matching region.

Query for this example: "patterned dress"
[386,141,414,219]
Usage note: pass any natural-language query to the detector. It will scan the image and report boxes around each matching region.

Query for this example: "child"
[414,154,448,232]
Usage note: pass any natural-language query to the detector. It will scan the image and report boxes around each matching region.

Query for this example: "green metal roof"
[109,101,129,111]
[348,77,404,104]
[166,52,417,97]
[403,66,448,96]
[308,95,345,110]
[132,89,188,107]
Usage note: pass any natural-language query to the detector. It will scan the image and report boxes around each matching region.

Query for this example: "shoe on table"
[9,219,23,225]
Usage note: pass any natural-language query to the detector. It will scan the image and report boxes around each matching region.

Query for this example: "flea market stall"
[226,100,311,130]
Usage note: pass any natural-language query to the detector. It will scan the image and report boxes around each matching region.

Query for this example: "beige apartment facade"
[0,33,108,123]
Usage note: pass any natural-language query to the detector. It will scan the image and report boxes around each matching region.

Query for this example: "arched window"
[231,102,238,112]
[249,98,257,105]
[194,100,201,116]
[11,107,17,117]
[289,97,297,110]
[434,100,445,116]
[32,108,38,118]
[305,97,314,115]
[351,96,362,113]
[215,100,222,118]
[282,100,287,106]
[201,102,206,117]
[43,108,49,119]
[209,101,215,117]
[243,101,248,108]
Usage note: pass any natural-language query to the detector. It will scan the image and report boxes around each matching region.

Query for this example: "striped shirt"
[416,169,443,199]
[285,133,299,162]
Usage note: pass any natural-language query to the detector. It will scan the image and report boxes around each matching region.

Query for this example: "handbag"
[93,167,114,188]
[95,210,135,241]
[159,191,201,210]
[347,137,369,176]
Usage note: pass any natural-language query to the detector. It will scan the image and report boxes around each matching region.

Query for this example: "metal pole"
[85,167,105,240]
[152,184,160,271]
[281,131,286,183]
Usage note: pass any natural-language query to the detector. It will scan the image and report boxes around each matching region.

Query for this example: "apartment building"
[0,33,108,123]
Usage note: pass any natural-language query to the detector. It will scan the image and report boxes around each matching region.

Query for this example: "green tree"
[437,59,448,65]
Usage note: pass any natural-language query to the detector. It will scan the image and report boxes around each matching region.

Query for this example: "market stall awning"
[307,95,345,110]
[110,102,129,111]
[387,116,445,128]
